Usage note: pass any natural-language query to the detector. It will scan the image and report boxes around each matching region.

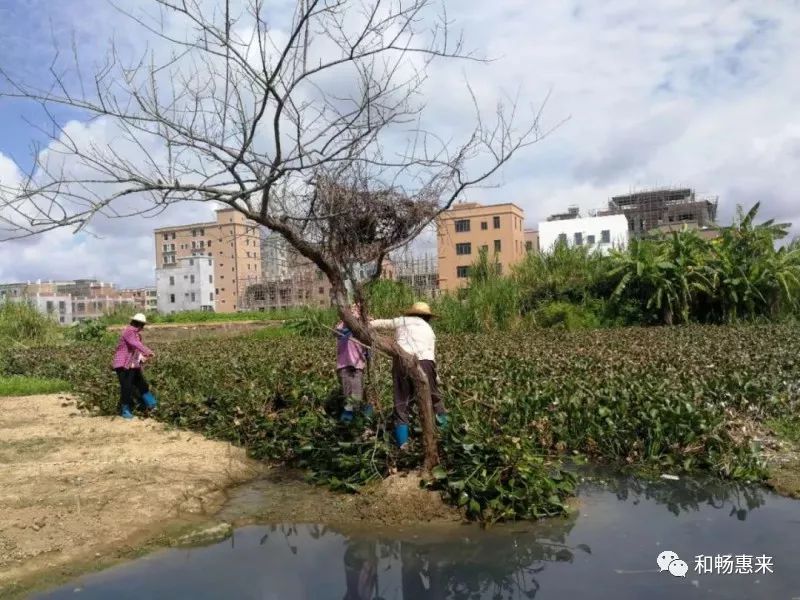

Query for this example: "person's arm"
[369,317,402,329]
[123,328,153,356]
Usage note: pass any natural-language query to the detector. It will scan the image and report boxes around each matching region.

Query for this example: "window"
[192,241,196,249]
[169,294,176,303]
[574,232,583,246]
[456,242,472,255]
[199,241,205,248]
[59,301,66,311]
[209,275,213,283]
[210,293,214,301]
[215,288,219,295]
[169,276,175,286]
[208,241,212,248]
[493,216,500,229]
[190,292,196,302]
[494,239,501,252]
[46,301,54,312]
[59,316,65,324]
[481,221,488,231]
[601,229,611,244]
[190,275,195,284]
[192,229,197,237]
[162,244,168,252]
[163,233,168,240]
[455,219,471,233]
[189,258,194,266]
[200,228,205,236]
[318,287,324,294]
[558,233,568,245]
[170,243,175,251]
[456,266,470,278]
[587,235,596,245]
[208,259,212,266]
[481,244,488,253]
[525,241,533,252]
[171,232,176,240]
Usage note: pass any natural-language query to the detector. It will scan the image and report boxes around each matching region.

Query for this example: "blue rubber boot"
[340,410,354,424]
[120,405,133,419]
[436,413,449,428]
[394,424,409,448]
[141,392,157,410]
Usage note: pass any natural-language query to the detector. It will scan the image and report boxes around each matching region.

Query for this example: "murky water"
[34,473,800,599]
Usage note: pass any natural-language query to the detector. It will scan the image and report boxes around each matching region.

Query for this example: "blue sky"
[1,0,799,287]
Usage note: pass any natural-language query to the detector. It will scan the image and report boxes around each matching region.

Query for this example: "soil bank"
[0,394,264,596]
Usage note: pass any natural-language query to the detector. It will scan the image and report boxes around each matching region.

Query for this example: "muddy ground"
[0,395,459,598]
[0,394,265,596]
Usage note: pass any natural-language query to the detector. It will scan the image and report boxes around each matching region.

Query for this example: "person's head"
[130,313,147,329]
[403,301,435,322]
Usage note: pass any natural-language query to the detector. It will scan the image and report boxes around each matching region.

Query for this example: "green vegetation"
[3,323,796,522]
[0,375,71,396]
[100,306,320,326]
[0,301,61,347]
[433,203,800,332]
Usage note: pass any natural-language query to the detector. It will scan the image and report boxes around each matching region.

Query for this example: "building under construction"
[393,254,439,298]
[596,188,718,238]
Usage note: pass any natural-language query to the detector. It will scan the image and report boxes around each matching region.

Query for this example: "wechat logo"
[657,551,689,578]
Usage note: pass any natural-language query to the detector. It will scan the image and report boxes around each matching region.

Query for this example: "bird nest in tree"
[317,183,438,262]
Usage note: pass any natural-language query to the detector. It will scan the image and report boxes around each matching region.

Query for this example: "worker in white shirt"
[370,301,448,448]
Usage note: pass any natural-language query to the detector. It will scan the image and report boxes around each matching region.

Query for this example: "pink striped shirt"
[112,326,153,370]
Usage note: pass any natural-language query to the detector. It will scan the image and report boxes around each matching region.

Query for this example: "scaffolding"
[392,254,439,298]
[597,188,718,238]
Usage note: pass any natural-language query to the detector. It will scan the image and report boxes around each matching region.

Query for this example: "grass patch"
[767,417,800,445]
[0,376,71,396]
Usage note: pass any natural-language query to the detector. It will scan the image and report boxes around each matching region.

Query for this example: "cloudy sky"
[1,0,799,288]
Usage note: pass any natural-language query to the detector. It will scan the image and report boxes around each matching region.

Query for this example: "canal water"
[34,473,800,599]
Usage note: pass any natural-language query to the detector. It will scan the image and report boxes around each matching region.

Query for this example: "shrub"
[534,301,601,330]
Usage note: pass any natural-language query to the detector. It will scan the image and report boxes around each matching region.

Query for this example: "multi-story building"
[156,256,215,313]
[393,255,439,298]
[154,207,262,312]
[123,287,158,312]
[538,212,629,254]
[597,188,718,239]
[243,232,397,310]
[436,202,527,291]
[0,279,137,324]
[524,229,540,253]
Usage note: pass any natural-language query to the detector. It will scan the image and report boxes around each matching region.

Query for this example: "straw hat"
[404,301,435,318]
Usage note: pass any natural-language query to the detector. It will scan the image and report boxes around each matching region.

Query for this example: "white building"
[261,231,292,281]
[28,294,74,325]
[156,256,216,314]
[538,214,629,254]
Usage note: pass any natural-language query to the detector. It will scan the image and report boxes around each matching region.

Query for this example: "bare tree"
[0,0,549,471]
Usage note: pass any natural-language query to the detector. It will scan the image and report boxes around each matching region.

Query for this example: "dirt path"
[0,394,264,594]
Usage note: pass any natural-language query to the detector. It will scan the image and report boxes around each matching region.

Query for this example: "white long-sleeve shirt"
[370,316,436,362]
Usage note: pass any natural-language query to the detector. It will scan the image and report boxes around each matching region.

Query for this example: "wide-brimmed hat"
[404,301,436,318]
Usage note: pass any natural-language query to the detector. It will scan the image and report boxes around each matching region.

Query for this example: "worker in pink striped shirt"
[112,313,156,419]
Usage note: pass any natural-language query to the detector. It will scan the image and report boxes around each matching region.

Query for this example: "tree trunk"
[398,353,440,472]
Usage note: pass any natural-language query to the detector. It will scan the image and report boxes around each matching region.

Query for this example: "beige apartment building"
[436,202,527,292]
[154,208,261,312]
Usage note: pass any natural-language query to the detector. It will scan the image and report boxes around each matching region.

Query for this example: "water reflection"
[582,472,766,520]
[36,474,798,600]
[342,540,377,600]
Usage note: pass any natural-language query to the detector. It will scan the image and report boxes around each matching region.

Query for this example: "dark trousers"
[115,368,150,410]
[392,358,445,426]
